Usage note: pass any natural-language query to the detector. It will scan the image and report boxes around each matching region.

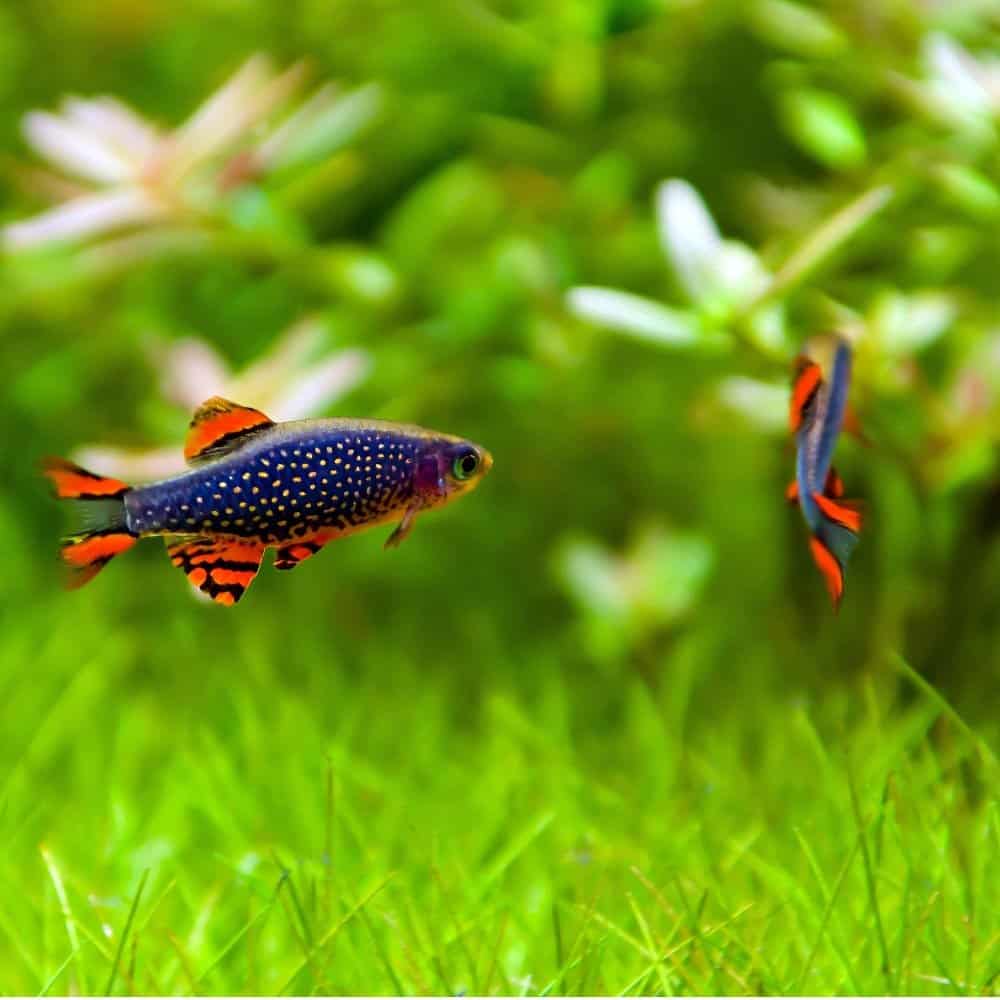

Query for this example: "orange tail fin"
[42,458,137,588]
[42,457,130,500]
[808,492,864,612]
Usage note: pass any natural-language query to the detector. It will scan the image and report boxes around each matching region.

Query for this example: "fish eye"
[452,449,479,481]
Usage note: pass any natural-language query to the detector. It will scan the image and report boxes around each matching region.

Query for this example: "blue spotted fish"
[43,397,493,605]
[785,340,863,610]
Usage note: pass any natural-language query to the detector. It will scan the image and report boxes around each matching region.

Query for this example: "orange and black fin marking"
[167,537,265,605]
[809,537,844,612]
[274,539,327,570]
[824,467,844,499]
[42,457,130,500]
[42,457,136,588]
[812,492,863,534]
[788,469,844,504]
[183,396,274,465]
[789,357,822,433]
[60,531,137,589]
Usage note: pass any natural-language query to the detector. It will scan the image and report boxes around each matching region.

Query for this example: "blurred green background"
[0,0,998,994]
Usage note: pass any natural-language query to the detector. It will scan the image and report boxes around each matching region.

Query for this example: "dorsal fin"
[184,396,274,464]
[789,357,822,433]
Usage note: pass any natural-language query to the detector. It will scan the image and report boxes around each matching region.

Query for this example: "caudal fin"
[42,458,137,589]
[808,492,863,611]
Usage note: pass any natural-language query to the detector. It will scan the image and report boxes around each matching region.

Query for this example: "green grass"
[0,598,995,994]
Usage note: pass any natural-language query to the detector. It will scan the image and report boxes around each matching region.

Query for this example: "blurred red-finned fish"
[786,339,863,610]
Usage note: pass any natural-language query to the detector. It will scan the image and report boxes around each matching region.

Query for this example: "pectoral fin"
[384,502,421,550]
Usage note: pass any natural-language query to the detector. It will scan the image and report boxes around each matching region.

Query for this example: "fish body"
[44,398,492,605]
[787,341,863,610]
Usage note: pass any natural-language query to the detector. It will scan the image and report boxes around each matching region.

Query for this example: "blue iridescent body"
[126,420,442,544]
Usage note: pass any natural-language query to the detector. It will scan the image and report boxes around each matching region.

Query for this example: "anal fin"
[167,536,264,605]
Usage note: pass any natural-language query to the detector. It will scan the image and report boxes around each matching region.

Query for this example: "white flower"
[925,34,999,116]
[656,179,772,309]
[5,188,166,248]
[567,177,782,353]
[870,289,957,357]
[656,179,723,304]
[73,315,372,481]
[894,34,1000,136]
[566,287,699,346]
[3,57,382,250]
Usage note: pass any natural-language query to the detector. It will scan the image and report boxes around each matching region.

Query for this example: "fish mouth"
[478,448,494,475]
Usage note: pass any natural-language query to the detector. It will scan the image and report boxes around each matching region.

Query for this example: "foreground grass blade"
[39,847,84,995]
[278,871,396,994]
[891,652,998,769]
[104,868,149,995]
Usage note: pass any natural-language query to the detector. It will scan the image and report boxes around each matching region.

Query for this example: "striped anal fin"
[167,537,265,605]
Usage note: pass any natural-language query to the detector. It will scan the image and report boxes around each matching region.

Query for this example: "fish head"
[414,436,493,507]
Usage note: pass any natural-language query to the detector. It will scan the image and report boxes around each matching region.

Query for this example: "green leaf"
[315,245,402,308]
[933,163,1000,220]
[747,0,847,58]
[629,527,714,626]
[780,88,867,171]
